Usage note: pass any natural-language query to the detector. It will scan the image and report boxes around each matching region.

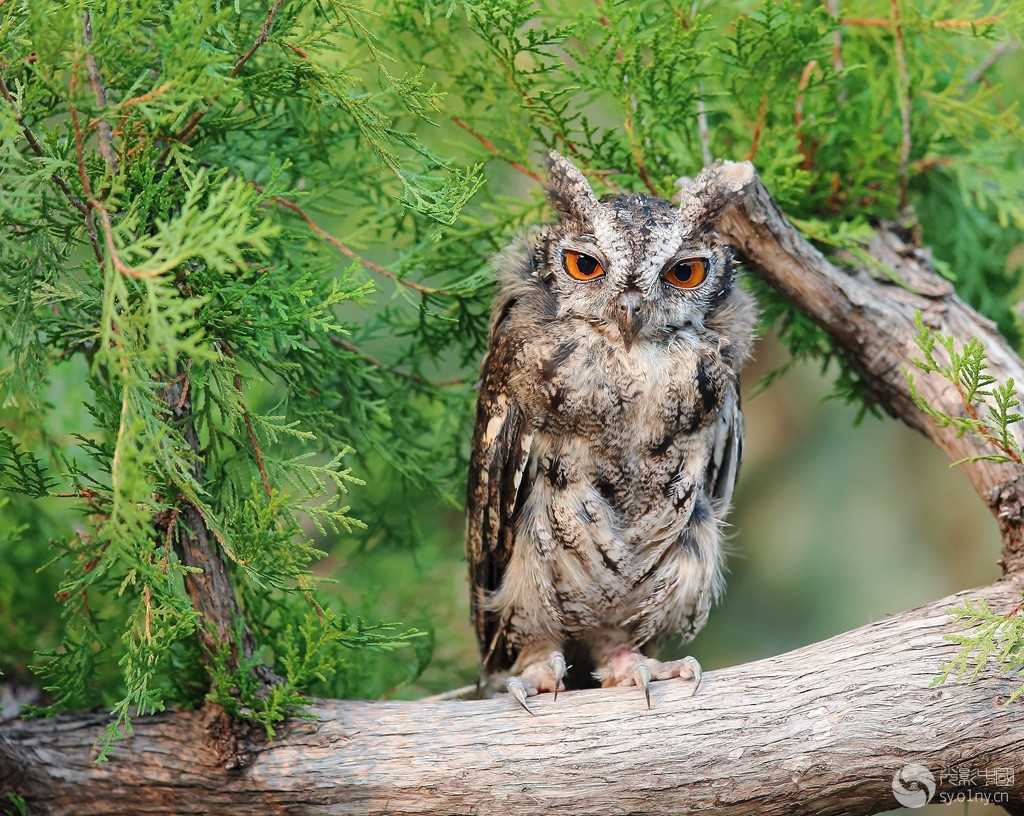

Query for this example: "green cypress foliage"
[1,1,1021,753]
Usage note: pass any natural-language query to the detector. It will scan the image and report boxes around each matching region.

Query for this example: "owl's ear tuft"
[544,150,598,223]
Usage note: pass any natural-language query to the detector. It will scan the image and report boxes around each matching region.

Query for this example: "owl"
[466,151,756,711]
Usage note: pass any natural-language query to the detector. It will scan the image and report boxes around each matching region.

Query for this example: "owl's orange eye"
[663,258,708,289]
[563,250,605,281]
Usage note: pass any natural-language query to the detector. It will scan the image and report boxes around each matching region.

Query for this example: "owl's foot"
[597,650,702,708]
[505,650,568,714]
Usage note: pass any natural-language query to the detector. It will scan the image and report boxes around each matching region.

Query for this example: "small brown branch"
[260,188,450,296]
[172,0,285,146]
[69,61,106,269]
[890,0,912,210]
[451,118,543,183]
[963,40,1018,86]
[90,198,167,279]
[622,109,659,196]
[825,0,844,92]
[691,2,712,167]
[745,95,768,162]
[115,82,173,111]
[841,14,1005,28]
[221,343,273,498]
[694,94,711,168]
[794,59,820,170]
[0,71,87,213]
[330,336,464,388]
[142,583,153,639]
[230,0,285,79]
[82,10,117,177]
[911,156,953,173]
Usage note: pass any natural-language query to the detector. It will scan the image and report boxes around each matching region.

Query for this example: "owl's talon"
[679,655,702,695]
[506,676,534,714]
[547,651,568,701]
[633,660,652,709]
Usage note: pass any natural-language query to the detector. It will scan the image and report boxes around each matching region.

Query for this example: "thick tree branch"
[706,160,1024,571]
[4,579,1024,815]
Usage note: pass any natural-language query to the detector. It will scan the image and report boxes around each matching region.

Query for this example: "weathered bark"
[3,579,1024,815]
[158,369,260,675]
[709,160,1024,571]
[4,162,1024,815]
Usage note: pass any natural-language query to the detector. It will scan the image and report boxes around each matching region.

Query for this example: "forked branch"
[708,160,1024,571]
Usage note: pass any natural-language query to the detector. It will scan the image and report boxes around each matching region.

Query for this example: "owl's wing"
[707,379,744,509]
[465,304,533,676]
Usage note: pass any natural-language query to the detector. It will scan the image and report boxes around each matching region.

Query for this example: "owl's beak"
[615,291,645,350]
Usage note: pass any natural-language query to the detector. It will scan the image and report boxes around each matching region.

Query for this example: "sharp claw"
[548,651,567,701]
[506,676,534,714]
[633,660,652,709]
[682,656,702,696]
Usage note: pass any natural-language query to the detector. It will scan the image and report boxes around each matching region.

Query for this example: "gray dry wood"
[711,160,1024,568]
[3,580,1024,815]
[4,161,1024,816]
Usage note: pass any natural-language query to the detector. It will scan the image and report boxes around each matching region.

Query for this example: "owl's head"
[522,150,736,349]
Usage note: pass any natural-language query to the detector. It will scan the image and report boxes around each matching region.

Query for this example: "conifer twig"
[261,189,451,296]
[330,336,465,388]
[172,0,286,145]
[953,381,1024,466]
[890,0,911,211]
[0,71,87,213]
[451,118,543,183]
[82,10,117,177]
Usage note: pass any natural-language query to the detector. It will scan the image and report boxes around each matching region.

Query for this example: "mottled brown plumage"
[466,152,756,708]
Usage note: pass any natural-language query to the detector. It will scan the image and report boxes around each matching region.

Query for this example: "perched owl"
[466,151,756,711]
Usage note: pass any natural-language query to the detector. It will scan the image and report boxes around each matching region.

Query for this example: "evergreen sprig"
[0,428,55,497]
[933,595,1024,704]
[907,312,1023,465]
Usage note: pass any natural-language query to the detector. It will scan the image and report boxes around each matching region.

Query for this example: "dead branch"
[709,160,1024,571]
[3,579,1024,815]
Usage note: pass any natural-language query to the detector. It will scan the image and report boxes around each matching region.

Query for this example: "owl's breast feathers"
[467,298,745,673]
